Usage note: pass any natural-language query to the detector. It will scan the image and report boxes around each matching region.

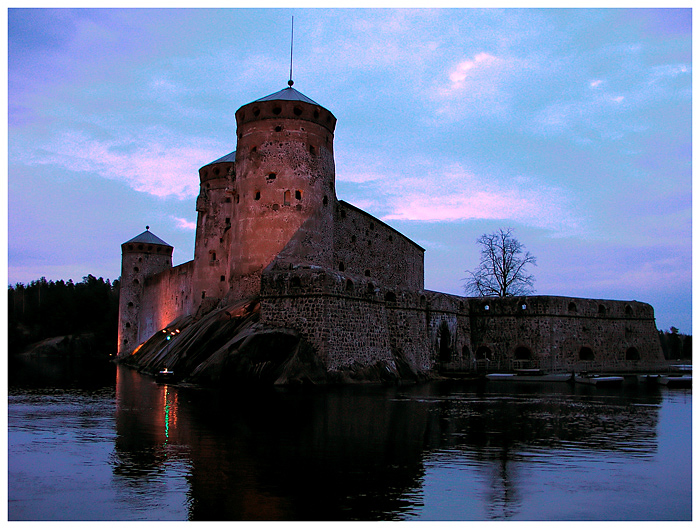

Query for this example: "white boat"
[487,370,572,382]
[574,373,624,386]
[658,374,691,387]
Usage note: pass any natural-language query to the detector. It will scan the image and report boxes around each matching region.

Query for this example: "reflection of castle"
[117,85,664,378]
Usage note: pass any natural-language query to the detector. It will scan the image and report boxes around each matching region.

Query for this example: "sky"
[7,7,692,333]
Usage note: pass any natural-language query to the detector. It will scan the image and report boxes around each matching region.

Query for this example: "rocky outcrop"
[118,297,424,386]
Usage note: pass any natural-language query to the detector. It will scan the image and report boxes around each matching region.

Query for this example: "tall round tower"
[229,86,337,299]
[117,227,173,357]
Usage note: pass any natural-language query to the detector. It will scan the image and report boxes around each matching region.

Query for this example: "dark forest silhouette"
[8,275,119,356]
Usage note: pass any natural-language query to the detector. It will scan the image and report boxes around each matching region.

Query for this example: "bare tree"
[464,228,536,297]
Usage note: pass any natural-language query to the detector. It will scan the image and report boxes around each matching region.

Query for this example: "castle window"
[255,191,261,200]
[598,304,606,315]
[476,346,491,360]
[225,218,231,225]
[323,195,328,206]
[251,146,257,153]
[339,262,345,272]
[294,106,303,116]
[127,302,134,308]
[310,145,316,155]
[351,235,356,243]
[202,291,206,299]
[568,302,577,313]
[314,110,320,119]
[369,222,374,230]
[291,276,302,288]
[220,275,225,282]
[579,346,595,361]
[365,269,371,277]
[275,125,282,132]
[295,190,302,200]
[214,167,220,175]
[521,304,527,310]
[138,245,143,250]
[125,322,131,329]
[272,204,280,211]
[273,106,282,115]
[346,279,354,292]
[384,291,396,302]
[389,235,393,242]
[133,279,139,285]
[625,305,634,316]
[267,172,276,181]
[284,190,291,205]
[133,267,139,272]
[225,197,231,203]
[252,107,260,117]
[483,303,490,311]
[211,251,217,261]
[626,347,640,360]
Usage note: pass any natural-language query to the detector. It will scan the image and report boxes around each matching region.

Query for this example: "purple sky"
[7,8,692,333]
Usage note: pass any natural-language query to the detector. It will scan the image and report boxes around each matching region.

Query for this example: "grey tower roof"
[123,228,172,248]
[203,150,236,167]
[254,87,320,106]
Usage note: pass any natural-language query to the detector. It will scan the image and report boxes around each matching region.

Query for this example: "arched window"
[514,346,532,360]
[284,190,291,205]
[579,346,595,361]
[568,302,577,313]
[626,347,640,361]
[476,346,492,360]
[439,321,452,363]
[384,291,396,302]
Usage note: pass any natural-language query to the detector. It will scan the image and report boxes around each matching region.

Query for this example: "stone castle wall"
[260,267,664,376]
[333,201,424,292]
[137,261,194,345]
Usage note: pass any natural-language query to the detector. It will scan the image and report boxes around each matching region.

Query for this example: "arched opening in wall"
[579,346,595,361]
[267,172,277,181]
[476,346,492,360]
[367,282,376,295]
[295,190,302,200]
[514,346,532,360]
[133,267,139,273]
[220,275,225,282]
[253,107,260,117]
[125,322,131,328]
[598,304,606,315]
[274,126,282,132]
[272,106,282,115]
[214,167,220,175]
[438,321,452,363]
[323,195,328,206]
[127,302,134,308]
[384,291,396,302]
[294,106,303,116]
[345,279,354,292]
[255,191,261,201]
[568,302,577,313]
[626,347,640,361]
[133,279,139,285]
[364,269,371,277]
[290,276,301,289]
[310,145,316,155]
[340,209,346,218]
[462,345,471,358]
[625,305,634,316]
[420,295,426,307]
[284,190,291,205]
[338,262,345,272]
[211,251,217,262]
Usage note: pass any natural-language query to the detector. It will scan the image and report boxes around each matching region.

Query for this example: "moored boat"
[574,373,624,386]
[658,374,692,387]
[487,370,572,382]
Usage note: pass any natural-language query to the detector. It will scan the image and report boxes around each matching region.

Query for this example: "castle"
[117,84,664,379]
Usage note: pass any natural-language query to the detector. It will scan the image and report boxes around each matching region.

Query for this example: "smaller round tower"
[191,152,235,312]
[117,227,173,357]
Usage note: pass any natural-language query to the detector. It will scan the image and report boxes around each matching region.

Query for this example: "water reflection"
[110,367,675,520]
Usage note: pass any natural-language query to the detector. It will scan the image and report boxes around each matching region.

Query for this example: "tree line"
[658,327,692,361]
[8,275,120,355]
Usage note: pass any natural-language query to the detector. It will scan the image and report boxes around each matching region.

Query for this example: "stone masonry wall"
[333,201,424,292]
[138,261,194,345]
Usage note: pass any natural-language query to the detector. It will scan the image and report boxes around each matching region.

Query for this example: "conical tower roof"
[123,227,172,248]
[253,86,320,105]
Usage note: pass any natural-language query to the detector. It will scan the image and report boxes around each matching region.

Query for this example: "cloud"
[172,216,196,231]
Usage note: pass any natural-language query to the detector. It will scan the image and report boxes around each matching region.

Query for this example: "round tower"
[117,227,173,357]
[229,86,337,299]
[191,151,235,312]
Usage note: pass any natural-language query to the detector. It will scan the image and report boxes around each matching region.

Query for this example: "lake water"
[8,354,692,521]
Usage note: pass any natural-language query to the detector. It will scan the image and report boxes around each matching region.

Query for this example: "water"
[8,354,692,521]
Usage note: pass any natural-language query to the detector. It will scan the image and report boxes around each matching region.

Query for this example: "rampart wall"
[138,261,194,344]
[260,268,664,376]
